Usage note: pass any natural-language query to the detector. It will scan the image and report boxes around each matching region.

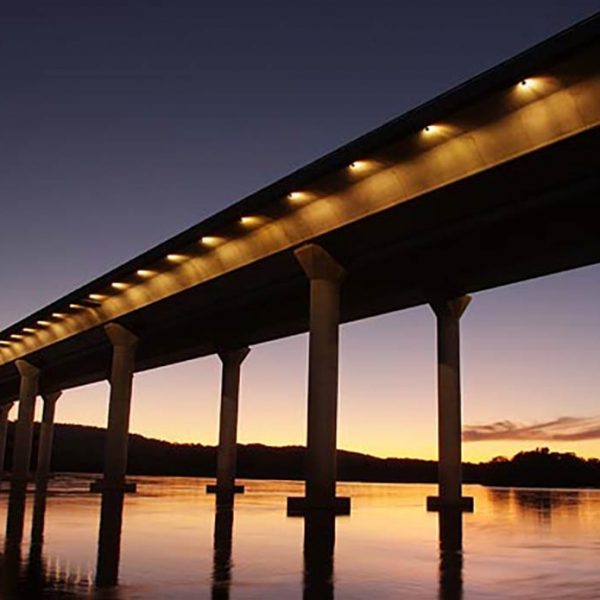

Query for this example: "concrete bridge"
[0,15,599,514]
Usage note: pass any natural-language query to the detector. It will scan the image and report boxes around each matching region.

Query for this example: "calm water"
[1,476,599,599]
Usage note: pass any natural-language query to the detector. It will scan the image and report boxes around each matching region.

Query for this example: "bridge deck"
[0,16,599,400]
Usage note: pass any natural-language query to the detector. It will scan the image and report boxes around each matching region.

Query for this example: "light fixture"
[348,160,371,172]
[52,313,66,319]
[111,282,128,290]
[22,328,36,333]
[136,269,155,278]
[199,236,221,247]
[89,293,106,301]
[69,303,86,310]
[286,191,311,203]
[167,254,187,263]
[0,340,11,346]
[10,334,24,340]
[239,216,265,228]
[37,320,52,326]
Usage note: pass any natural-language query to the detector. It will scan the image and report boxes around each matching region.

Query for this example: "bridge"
[0,15,599,514]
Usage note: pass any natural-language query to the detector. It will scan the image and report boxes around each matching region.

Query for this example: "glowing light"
[422,125,439,134]
[37,320,52,326]
[52,313,66,319]
[286,191,312,203]
[348,160,375,174]
[136,269,155,278]
[167,254,187,263]
[10,334,24,340]
[89,293,106,301]
[0,341,11,346]
[520,79,530,87]
[69,303,86,310]
[239,216,265,228]
[200,236,222,247]
[111,282,128,290]
[22,328,36,333]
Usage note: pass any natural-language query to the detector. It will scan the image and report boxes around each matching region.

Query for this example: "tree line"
[3,423,600,488]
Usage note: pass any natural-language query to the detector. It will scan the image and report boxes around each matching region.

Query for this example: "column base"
[89,480,137,493]
[426,496,474,512]
[287,496,351,516]
[206,484,245,494]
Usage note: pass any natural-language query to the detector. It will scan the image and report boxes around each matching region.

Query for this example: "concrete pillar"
[90,323,138,493]
[0,402,14,478]
[35,391,62,486]
[207,347,250,504]
[287,244,350,515]
[11,360,40,485]
[427,296,474,512]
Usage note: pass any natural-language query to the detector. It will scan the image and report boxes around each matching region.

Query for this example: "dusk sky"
[1,1,599,462]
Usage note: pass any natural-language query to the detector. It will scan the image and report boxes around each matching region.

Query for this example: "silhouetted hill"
[478,447,600,488]
[3,423,600,488]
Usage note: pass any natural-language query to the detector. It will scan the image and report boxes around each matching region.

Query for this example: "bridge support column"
[287,244,350,515]
[35,391,62,487]
[11,360,40,486]
[207,347,250,504]
[91,324,138,493]
[427,296,474,512]
[0,402,14,479]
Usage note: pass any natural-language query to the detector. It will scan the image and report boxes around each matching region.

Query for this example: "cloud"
[463,416,600,442]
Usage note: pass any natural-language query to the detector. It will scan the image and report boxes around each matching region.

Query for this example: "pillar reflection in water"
[24,486,49,597]
[5,483,28,546]
[438,508,464,600]
[303,511,336,600]
[2,483,27,598]
[95,490,125,588]
[212,506,234,600]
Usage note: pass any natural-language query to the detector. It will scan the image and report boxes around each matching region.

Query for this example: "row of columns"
[0,242,472,514]
[0,365,61,489]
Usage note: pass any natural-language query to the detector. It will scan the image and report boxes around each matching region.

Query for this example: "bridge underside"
[0,125,598,400]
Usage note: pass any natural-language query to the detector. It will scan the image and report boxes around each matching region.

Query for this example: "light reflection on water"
[1,477,600,599]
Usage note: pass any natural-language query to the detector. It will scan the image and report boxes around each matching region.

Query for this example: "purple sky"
[1,1,599,460]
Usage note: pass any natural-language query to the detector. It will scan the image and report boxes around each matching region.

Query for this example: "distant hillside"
[3,423,600,488]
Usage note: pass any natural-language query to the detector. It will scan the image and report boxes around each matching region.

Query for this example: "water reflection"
[438,509,463,600]
[1,479,600,598]
[95,491,125,589]
[5,483,27,546]
[514,489,580,522]
[25,486,49,596]
[303,511,336,600]
[212,507,234,600]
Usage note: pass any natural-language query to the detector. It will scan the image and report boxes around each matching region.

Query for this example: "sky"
[1,1,599,463]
